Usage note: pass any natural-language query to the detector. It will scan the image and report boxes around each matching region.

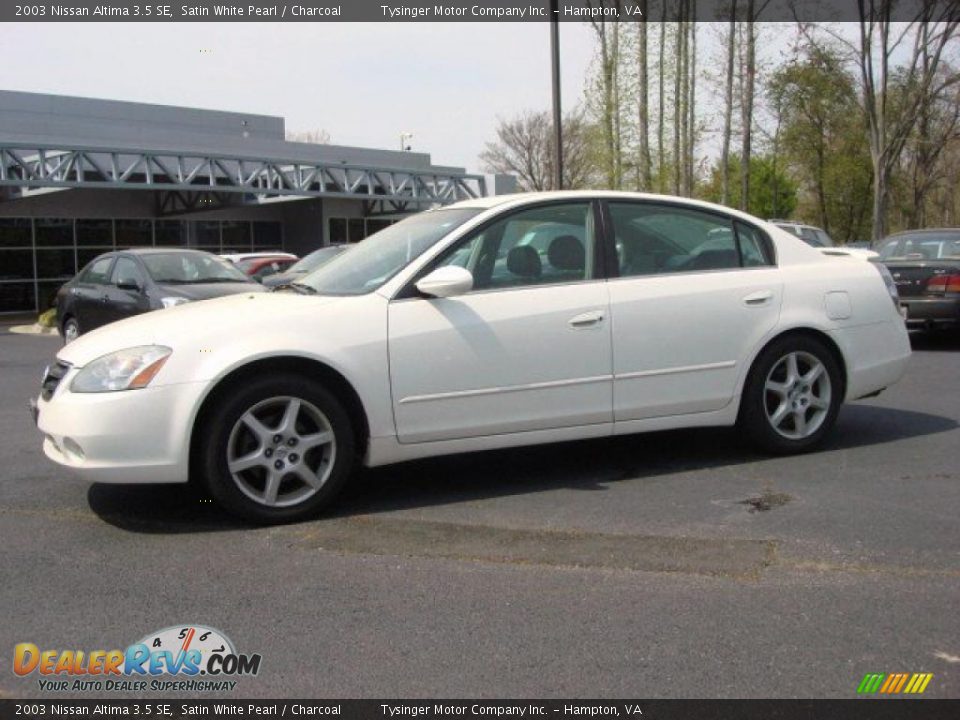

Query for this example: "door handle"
[742,290,774,306]
[569,311,604,328]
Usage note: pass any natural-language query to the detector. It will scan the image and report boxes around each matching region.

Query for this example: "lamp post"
[400,131,414,151]
[549,0,563,190]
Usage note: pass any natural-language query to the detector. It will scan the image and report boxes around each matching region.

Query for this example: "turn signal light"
[926,274,960,294]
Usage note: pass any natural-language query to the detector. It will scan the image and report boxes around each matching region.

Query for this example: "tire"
[200,373,356,524]
[737,335,843,455]
[62,316,81,344]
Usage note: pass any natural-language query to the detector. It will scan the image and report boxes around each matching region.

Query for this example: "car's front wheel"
[738,335,843,454]
[62,316,81,344]
[200,374,356,524]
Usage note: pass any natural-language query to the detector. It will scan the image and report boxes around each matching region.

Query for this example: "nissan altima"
[33,192,911,523]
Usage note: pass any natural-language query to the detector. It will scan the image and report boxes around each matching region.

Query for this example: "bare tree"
[802,2,960,239]
[686,16,698,195]
[588,2,625,189]
[480,110,594,191]
[658,3,667,192]
[636,0,653,189]
[721,3,737,205]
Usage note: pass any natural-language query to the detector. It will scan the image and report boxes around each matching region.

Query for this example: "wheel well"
[745,328,848,401]
[189,356,370,481]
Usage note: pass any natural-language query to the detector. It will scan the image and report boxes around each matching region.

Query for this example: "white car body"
[36,192,910,490]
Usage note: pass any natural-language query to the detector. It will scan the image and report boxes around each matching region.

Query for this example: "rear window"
[886,234,960,260]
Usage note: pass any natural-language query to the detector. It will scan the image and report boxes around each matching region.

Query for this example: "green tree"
[768,47,873,242]
[702,154,797,219]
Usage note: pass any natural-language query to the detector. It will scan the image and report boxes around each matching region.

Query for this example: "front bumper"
[35,372,207,484]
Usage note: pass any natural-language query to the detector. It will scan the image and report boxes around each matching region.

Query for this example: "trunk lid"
[883,260,960,297]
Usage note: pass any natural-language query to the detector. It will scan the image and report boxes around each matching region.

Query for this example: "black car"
[877,229,960,330]
[261,245,348,289]
[56,248,265,342]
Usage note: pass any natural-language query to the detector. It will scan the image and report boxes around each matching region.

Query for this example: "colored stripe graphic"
[857,673,885,693]
[858,672,933,694]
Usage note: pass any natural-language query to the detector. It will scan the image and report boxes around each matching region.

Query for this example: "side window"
[80,256,114,285]
[735,222,774,267]
[610,203,743,277]
[110,257,144,287]
[433,203,595,291]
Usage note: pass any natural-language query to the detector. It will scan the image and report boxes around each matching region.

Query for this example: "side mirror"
[117,279,141,292]
[415,266,473,298]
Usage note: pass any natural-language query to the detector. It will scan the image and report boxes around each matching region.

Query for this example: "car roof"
[114,247,216,256]
[884,228,960,238]
[446,191,775,225]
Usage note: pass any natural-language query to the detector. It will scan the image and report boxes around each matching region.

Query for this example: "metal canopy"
[0,142,486,206]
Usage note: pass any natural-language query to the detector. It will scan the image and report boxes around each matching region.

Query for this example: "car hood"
[156,281,264,300]
[58,291,344,367]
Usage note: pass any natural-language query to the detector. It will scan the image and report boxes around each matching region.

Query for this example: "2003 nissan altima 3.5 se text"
[32,192,911,524]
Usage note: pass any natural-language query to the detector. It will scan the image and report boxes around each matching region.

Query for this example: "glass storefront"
[0,217,284,313]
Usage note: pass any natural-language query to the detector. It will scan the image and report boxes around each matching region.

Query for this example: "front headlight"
[71,346,172,393]
[161,297,191,308]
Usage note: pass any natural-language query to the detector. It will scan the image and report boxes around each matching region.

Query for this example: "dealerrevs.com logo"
[13,625,262,693]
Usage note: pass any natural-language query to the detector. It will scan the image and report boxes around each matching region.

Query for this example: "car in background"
[770,220,878,259]
[234,255,298,282]
[56,248,265,342]
[35,192,910,523]
[261,245,347,289]
[876,228,960,330]
[220,251,297,264]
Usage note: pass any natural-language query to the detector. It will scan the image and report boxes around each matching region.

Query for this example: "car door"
[604,201,783,422]
[388,201,613,444]
[102,255,151,325]
[70,255,115,331]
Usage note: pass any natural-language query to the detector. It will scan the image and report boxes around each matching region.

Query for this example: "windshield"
[288,246,347,274]
[299,208,483,295]
[142,252,251,284]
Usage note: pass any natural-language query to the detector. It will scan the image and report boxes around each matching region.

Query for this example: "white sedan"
[34,192,911,523]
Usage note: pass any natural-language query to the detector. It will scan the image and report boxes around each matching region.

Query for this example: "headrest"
[548,235,585,272]
[506,245,542,278]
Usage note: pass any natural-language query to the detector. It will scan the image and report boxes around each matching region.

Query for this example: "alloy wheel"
[763,351,832,440]
[226,396,336,508]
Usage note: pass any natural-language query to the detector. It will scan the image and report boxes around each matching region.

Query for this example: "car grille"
[41,361,71,401]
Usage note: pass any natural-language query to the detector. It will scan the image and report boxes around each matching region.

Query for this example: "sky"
[0,22,599,173]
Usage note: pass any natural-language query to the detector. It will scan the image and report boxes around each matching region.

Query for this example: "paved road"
[0,329,958,698]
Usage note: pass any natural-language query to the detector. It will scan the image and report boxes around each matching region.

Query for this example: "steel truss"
[0,143,486,206]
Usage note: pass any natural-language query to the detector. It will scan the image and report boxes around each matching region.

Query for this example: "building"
[0,90,512,313]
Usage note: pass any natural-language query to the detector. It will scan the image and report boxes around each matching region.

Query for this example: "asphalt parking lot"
[0,327,958,699]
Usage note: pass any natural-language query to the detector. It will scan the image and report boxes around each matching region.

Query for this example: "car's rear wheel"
[62,316,80,344]
[200,374,356,524]
[738,335,842,454]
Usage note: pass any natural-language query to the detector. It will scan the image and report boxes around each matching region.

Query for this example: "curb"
[8,324,59,336]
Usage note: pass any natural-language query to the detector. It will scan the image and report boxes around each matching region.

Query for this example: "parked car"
[55,249,265,342]
[34,192,910,524]
[234,255,298,282]
[261,246,348,289]
[770,220,878,260]
[876,228,960,330]
[220,251,297,264]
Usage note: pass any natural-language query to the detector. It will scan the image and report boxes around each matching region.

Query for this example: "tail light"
[872,262,900,308]
[926,274,960,294]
